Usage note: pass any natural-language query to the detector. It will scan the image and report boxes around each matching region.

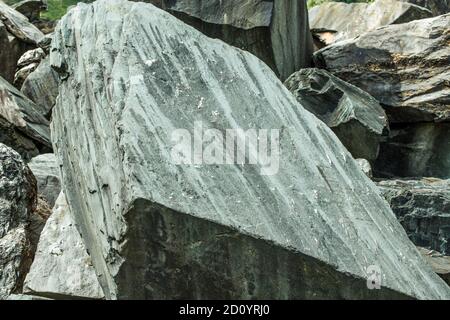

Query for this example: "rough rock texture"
[156,0,313,80]
[374,123,450,179]
[309,0,432,45]
[356,159,373,179]
[0,0,44,45]
[284,68,388,163]
[16,47,45,69]
[0,75,51,160]
[0,20,32,84]
[400,0,450,16]
[6,293,51,300]
[0,143,37,299]
[12,0,47,22]
[418,247,450,286]
[314,14,450,123]
[49,0,450,300]
[24,192,105,300]
[377,178,450,255]
[21,57,59,119]
[28,154,60,207]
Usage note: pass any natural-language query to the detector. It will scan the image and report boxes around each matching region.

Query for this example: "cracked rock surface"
[49,0,450,299]
[24,192,104,300]
[0,143,37,299]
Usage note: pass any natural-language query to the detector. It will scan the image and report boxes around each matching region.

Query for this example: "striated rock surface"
[28,153,60,207]
[0,143,37,299]
[0,0,44,45]
[156,0,313,80]
[378,178,450,255]
[284,68,388,163]
[309,0,432,45]
[0,75,51,160]
[314,14,450,123]
[50,0,450,300]
[400,0,450,16]
[374,123,450,179]
[21,56,59,119]
[24,192,104,300]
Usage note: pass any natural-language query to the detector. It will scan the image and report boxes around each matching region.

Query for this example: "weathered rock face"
[16,47,45,70]
[50,0,450,300]
[0,20,32,84]
[314,14,450,123]
[356,159,373,179]
[418,247,450,286]
[0,76,51,160]
[0,1,44,45]
[155,0,313,80]
[21,57,59,119]
[374,123,450,179]
[400,0,450,16]
[12,0,47,22]
[28,154,60,207]
[0,143,37,299]
[14,47,45,88]
[309,0,432,45]
[378,178,450,255]
[24,192,105,300]
[284,68,388,163]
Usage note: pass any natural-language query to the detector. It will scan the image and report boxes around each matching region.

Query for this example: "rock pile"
[0,0,449,300]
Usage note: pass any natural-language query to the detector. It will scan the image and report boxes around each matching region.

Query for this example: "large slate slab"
[50,0,450,299]
[156,0,314,80]
[314,14,450,123]
[24,192,105,300]
[400,0,450,16]
[284,68,388,163]
[0,0,44,45]
[0,75,51,160]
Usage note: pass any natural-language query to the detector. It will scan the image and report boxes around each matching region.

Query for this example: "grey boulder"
[0,143,37,299]
[155,0,313,80]
[0,75,51,160]
[284,68,388,163]
[0,0,44,45]
[0,20,32,84]
[314,14,450,123]
[377,178,450,255]
[309,0,432,45]
[50,0,450,299]
[24,192,104,300]
[400,0,450,16]
[21,56,59,119]
[28,153,60,207]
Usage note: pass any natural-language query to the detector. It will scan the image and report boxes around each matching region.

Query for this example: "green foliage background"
[5,0,94,20]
